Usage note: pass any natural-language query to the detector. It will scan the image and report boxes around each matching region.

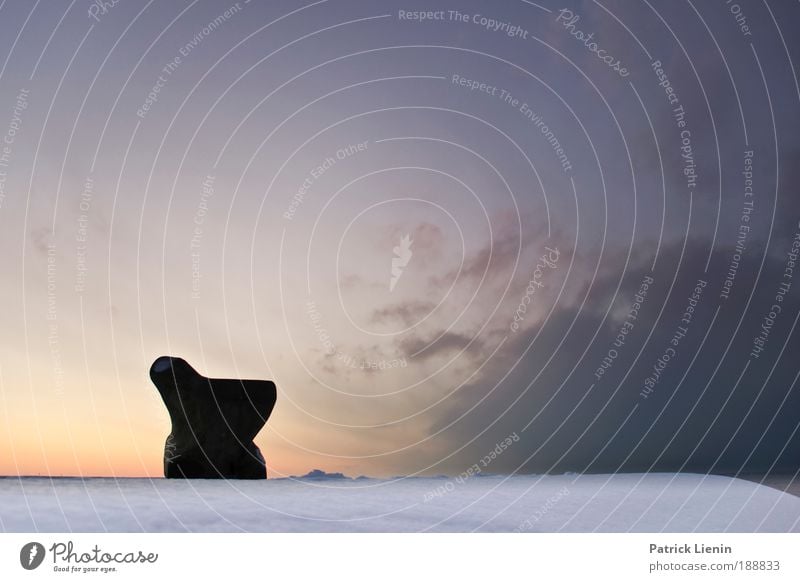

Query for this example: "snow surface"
[1,473,798,532]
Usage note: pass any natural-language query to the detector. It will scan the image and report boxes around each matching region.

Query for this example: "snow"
[1,473,798,532]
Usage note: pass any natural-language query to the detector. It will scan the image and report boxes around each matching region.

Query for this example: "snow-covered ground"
[1,473,798,532]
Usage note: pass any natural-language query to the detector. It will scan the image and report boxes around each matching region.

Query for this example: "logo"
[87,0,122,23]
[390,234,413,291]
[20,542,45,570]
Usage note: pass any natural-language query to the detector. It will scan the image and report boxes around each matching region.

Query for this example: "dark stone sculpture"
[149,356,276,479]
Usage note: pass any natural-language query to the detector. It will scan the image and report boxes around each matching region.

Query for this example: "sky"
[0,0,799,479]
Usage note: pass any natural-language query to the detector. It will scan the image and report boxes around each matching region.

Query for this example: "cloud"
[397,330,485,362]
[421,237,800,476]
[429,211,525,288]
[370,300,437,326]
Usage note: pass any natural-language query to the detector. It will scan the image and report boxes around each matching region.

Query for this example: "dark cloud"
[423,234,800,477]
[30,227,53,255]
[370,300,437,326]
[428,211,526,288]
[398,330,486,362]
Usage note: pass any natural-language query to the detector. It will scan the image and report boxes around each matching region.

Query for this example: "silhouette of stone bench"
[150,356,276,479]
